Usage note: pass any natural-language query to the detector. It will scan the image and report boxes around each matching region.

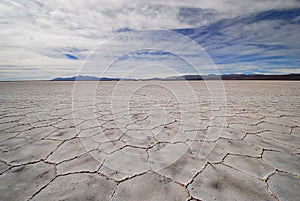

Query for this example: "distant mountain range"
[51,74,300,81]
[51,75,120,81]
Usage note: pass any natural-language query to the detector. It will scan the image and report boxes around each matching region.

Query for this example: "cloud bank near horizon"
[0,0,299,80]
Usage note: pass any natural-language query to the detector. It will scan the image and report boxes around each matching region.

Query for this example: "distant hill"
[165,74,300,80]
[51,74,300,81]
[51,75,120,81]
[220,74,300,80]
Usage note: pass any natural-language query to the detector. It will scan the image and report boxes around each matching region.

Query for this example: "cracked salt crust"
[0,81,299,201]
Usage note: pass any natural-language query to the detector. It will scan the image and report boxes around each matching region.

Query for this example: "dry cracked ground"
[0,81,299,201]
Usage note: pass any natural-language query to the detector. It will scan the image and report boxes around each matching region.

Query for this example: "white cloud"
[149,0,299,16]
[0,0,299,80]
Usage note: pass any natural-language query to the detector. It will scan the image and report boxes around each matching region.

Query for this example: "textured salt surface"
[0,81,299,201]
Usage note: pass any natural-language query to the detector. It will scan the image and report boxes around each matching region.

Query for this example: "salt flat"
[0,81,299,201]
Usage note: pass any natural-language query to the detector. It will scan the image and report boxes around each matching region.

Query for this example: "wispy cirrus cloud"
[175,8,300,71]
[0,0,299,80]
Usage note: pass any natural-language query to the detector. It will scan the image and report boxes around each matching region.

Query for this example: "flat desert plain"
[0,81,299,201]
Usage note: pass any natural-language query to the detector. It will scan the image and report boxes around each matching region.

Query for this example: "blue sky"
[0,0,299,80]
